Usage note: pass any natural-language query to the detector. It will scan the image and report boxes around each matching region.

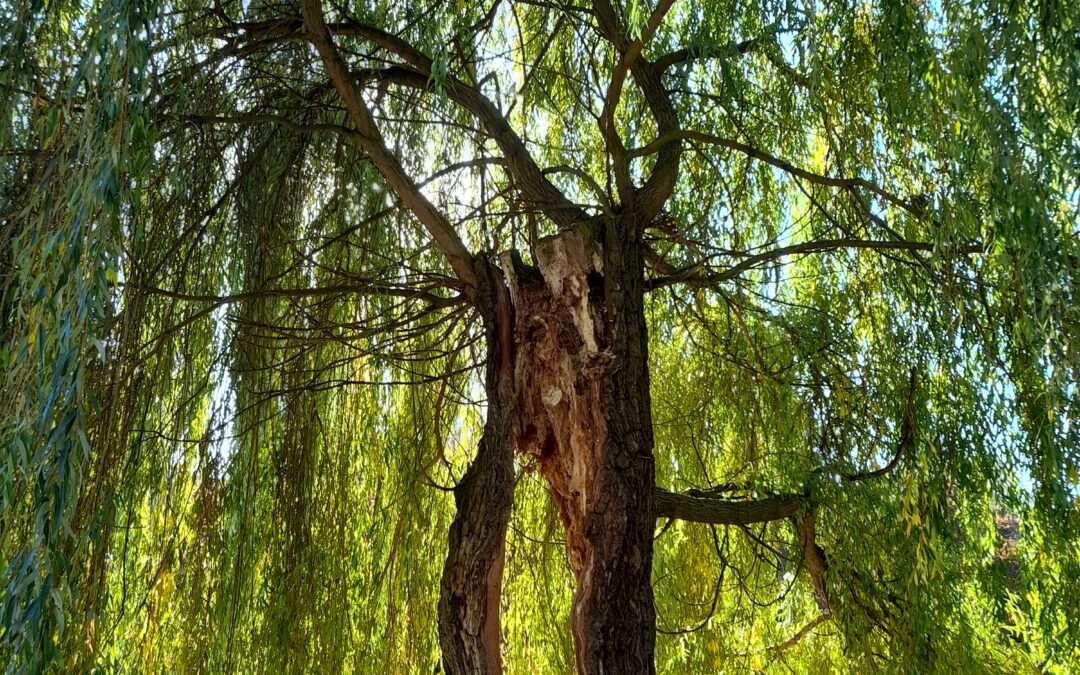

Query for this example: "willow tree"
[2,0,1079,672]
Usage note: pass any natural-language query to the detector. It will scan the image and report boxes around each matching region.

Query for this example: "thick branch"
[301,1,478,292]
[654,489,804,525]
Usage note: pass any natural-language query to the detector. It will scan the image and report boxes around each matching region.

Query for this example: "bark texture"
[439,218,657,674]
[437,256,516,674]
[506,217,656,674]
[654,490,804,525]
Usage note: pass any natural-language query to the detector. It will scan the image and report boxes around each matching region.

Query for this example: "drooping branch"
[654,487,834,633]
[301,0,478,293]
[657,373,919,633]
[127,282,464,308]
[648,238,983,290]
[628,129,926,217]
[214,16,585,230]
[654,371,919,526]
[841,369,918,483]
[181,113,363,140]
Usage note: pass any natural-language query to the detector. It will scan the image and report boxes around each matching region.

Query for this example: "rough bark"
[440,214,661,673]
[506,217,656,674]
[437,256,516,674]
[654,490,804,525]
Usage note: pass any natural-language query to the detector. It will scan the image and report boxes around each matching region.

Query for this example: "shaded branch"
[301,1,478,292]
[654,489,804,525]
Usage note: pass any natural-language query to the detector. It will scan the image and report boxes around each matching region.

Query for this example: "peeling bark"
[439,217,658,674]
[437,256,516,674]
[505,219,656,674]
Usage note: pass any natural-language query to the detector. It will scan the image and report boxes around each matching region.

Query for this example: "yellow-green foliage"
[1,0,1078,672]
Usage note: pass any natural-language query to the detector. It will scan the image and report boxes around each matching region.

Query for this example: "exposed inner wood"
[505,230,610,576]
[501,225,657,673]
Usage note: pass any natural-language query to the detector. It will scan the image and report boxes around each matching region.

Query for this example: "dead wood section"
[502,220,657,673]
[295,3,916,671]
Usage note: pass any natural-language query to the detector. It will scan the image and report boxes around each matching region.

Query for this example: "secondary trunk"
[506,218,656,674]
[437,256,516,674]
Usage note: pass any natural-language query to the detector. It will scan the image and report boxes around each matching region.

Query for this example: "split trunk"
[438,217,657,673]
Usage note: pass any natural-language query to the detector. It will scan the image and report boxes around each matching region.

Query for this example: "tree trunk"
[506,218,656,674]
[437,256,516,674]
[438,220,656,674]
